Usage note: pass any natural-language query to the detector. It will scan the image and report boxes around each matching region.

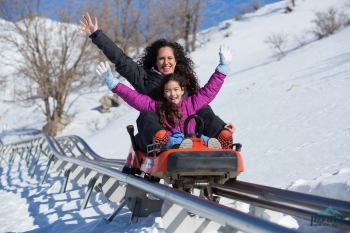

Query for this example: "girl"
[96,44,234,149]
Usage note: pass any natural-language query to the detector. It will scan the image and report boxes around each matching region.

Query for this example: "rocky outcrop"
[99,94,124,113]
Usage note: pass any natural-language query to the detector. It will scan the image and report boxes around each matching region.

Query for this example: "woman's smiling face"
[156,46,177,75]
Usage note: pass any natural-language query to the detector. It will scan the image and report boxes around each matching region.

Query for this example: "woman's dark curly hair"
[137,38,200,95]
[157,73,188,129]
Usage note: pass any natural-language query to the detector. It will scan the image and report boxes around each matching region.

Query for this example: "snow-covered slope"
[0,0,349,232]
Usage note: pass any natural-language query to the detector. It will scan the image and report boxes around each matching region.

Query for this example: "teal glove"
[215,44,234,75]
[96,61,119,90]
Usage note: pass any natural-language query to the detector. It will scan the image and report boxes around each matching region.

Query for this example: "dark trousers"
[136,106,225,151]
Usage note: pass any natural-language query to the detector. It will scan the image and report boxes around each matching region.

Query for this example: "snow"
[0,0,349,232]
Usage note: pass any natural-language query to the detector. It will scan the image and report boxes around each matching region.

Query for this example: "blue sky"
[38,0,281,30]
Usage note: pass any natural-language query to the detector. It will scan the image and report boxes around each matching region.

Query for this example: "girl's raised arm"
[96,62,156,112]
[188,44,234,111]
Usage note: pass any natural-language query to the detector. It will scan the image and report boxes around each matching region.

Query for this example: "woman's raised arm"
[78,12,148,93]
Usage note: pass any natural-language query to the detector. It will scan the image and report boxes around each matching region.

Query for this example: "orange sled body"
[123,130,244,188]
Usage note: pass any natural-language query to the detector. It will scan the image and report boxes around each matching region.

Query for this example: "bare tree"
[310,7,350,39]
[0,0,99,136]
[156,1,183,41]
[264,32,288,57]
[86,0,147,62]
[113,0,142,55]
[89,0,209,53]
[252,0,262,11]
[233,3,255,20]
[155,0,206,52]
[138,0,164,45]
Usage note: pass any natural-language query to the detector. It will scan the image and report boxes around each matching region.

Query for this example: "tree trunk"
[43,112,60,137]
[43,120,59,137]
[42,97,64,136]
[191,0,202,51]
[180,0,191,52]
[184,12,191,52]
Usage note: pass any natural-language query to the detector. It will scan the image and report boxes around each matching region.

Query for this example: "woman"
[96,44,233,149]
[78,12,234,151]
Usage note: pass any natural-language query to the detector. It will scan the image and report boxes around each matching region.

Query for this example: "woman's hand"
[78,12,98,35]
[224,123,236,134]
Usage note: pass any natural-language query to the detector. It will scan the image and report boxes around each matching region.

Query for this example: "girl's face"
[163,80,184,104]
[156,46,177,75]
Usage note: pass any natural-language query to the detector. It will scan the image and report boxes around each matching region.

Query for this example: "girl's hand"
[78,12,98,35]
[96,61,119,90]
[219,44,234,63]
[216,44,234,75]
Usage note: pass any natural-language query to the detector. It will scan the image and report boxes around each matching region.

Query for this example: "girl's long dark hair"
[157,74,188,129]
[137,38,200,95]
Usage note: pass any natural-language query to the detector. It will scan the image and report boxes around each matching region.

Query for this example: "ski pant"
[136,105,226,152]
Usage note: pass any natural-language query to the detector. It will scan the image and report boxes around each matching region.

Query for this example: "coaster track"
[0,134,349,233]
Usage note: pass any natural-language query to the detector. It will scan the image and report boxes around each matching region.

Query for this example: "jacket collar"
[150,67,164,77]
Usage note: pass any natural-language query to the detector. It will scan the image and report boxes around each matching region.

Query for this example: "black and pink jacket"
[112,70,226,136]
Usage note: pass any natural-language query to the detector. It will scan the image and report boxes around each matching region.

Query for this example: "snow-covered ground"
[0,0,349,232]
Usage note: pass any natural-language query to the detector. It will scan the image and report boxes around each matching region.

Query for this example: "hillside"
[0,0,349,232]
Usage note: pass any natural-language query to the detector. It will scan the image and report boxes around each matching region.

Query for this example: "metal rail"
[0,134,300,233]
[65,134,350,227]
[213,182,350,231]
[55,135,125,168]
[217,181,350,216]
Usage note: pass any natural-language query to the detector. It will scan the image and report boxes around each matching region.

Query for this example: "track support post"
[107,198,127,222]
[40,154,54,185]
[60,169,71,193]
[129,197,142,224]
[80,178,97,211]
[30,147,42,177]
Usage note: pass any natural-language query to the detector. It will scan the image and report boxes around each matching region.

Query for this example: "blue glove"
[166,132,185,149]
[200,134,209,145]
[96,61,119,90]
[215,44,234,75]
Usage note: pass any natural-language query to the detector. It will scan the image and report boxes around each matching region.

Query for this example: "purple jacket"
[113,70,226,136]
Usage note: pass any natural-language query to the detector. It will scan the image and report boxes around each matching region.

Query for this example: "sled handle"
[126,125,141,168]
[183,114,204,138]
